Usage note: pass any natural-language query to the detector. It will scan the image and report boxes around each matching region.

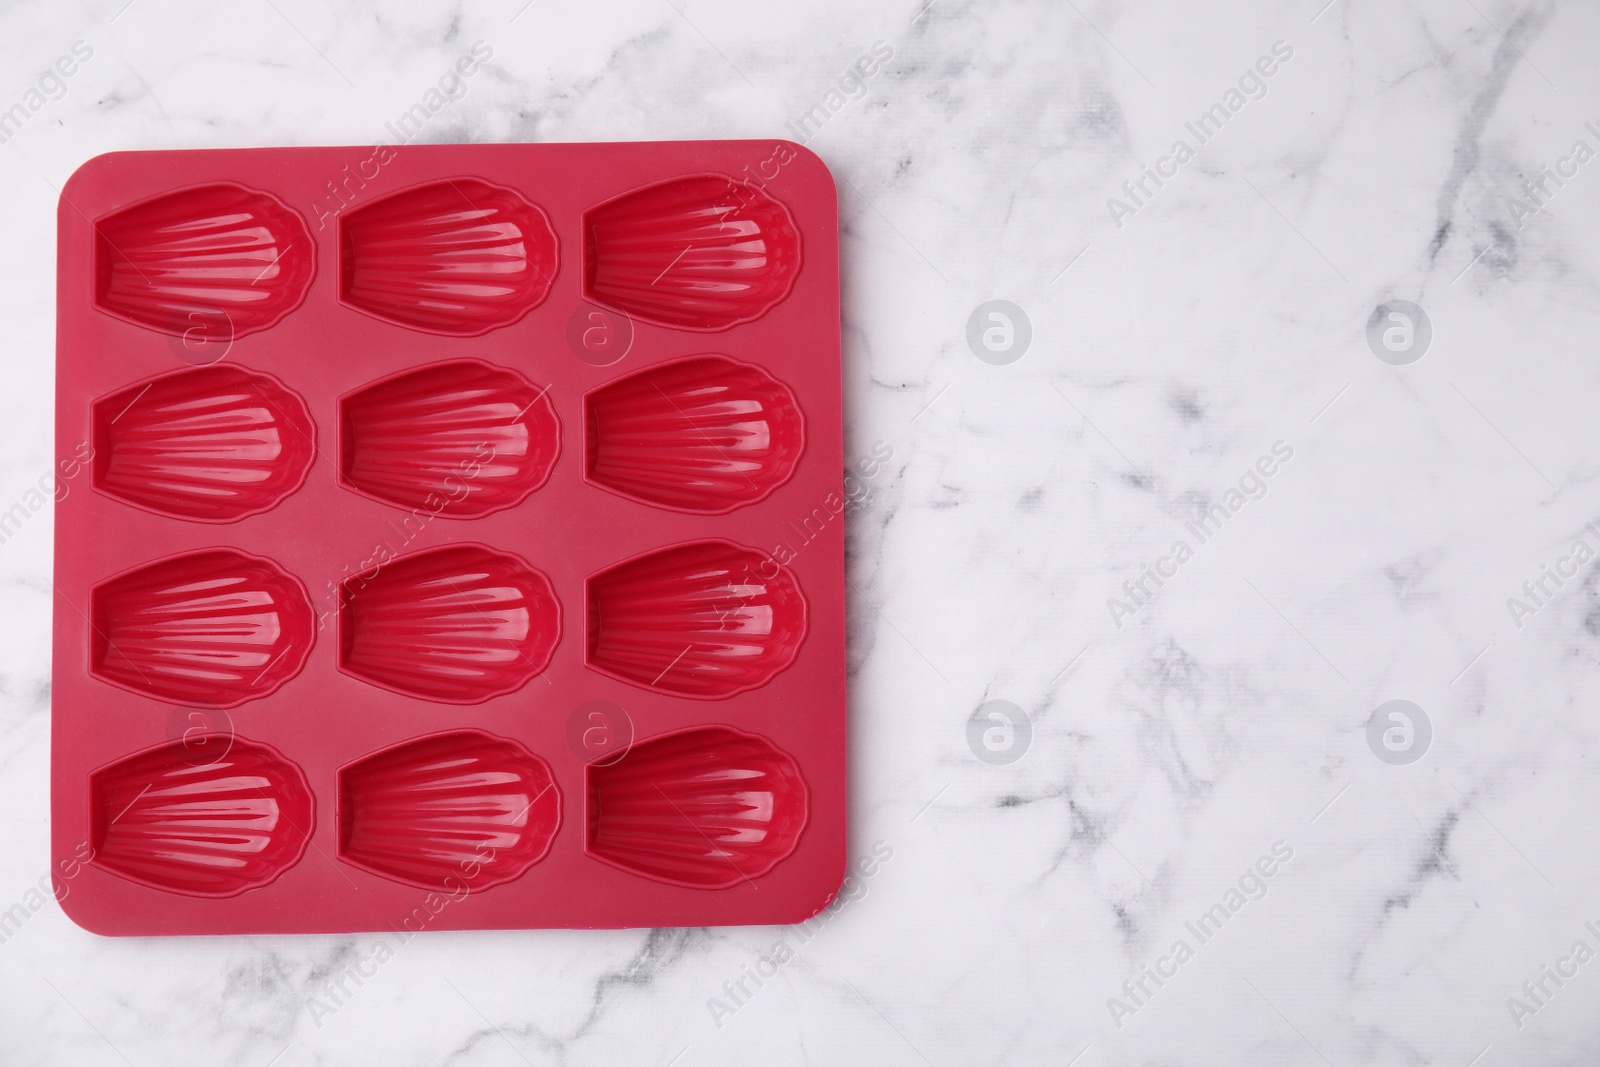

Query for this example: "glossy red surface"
[54,141,843,934]
[338,729,561,891]
[587,725,808,889]
[89,737,314,898]
[338,543,560,703]
[340,178,557,336]
[583,174,801,331]
[94,182,314,340]
[586,539,807,699]
[584,354,804,514]
[338,358,560,519]
[92,364,316,523]
[88,548,316,708]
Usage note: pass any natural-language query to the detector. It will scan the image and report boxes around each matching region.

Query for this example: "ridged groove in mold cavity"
[94,182,315,339]
[338,730,561,890]
[586,726,808,889]
[586,539,805,699]
[583,175,802,331]
[89,737,314,897]
[340,359,560,518]
[92,364,315,523]
[339,544,560,703]
[90,548,315,708]
[584,355,805,514]
[340,178,558,335]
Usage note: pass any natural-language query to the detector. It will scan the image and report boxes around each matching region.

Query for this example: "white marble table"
[3,0,1599,1063]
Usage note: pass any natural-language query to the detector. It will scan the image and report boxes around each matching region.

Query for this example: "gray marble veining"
[2,0,1598,1063]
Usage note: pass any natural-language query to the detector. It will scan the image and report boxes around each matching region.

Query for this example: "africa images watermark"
[1506,919,1600,1030]
[1107,441,1294,628]
[966,300,1032,366]
[1504,520,1600,631]
[1106,840,1295,1028]
[967,699,1032,766]
[0,40,94,145]
[1108,40,1295,229]
[708,442,895,673]
[306,811,548,1026]
[1505,119,1600,231]
[0,842,95,947]
[741,440,894,589]
[315,440,500,631]
[1365,700,1431,766]
[307,40,495,230]
[783,41,894,144]
[706,839,894,1029]
[0,441,94,549]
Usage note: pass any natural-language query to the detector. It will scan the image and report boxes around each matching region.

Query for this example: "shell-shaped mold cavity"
[89,737,314,897]
[94,182,314,339]
[584,355,805,514]
[338,730,561,891]
[586,539,805,699]
[90,549,315,708]
[583,175,802,331]
[340,178,558,335]
[92,364,315,523]
[339,359,560,518]
[586,726,808,889]
[338,544,560,704]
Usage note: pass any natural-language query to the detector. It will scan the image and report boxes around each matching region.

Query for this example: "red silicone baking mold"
[52,141,844,934]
